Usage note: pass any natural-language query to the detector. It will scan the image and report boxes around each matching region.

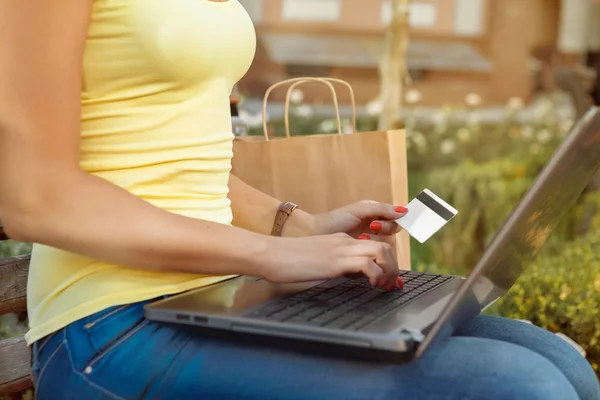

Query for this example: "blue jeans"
[31,299,599,400]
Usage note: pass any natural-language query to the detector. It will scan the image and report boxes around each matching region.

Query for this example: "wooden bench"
[0,221,33,397]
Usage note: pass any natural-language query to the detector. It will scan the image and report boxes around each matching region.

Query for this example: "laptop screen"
[473,107,600,304]
[417,107,600,357]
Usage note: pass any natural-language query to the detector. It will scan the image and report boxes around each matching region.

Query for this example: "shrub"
[411,149,590,273]
[0,241,31,341]
[0,240,31,258]
[418,159,535,272]
[495,230,600,374]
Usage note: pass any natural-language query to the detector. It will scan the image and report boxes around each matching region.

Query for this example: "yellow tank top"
[25,0,256,345]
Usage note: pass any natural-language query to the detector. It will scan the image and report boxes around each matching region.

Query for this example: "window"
[381,1,438,28]
[282,0,341,22]
[454,0,485,36]
[238,0,264,22]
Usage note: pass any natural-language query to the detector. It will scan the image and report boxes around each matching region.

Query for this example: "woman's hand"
[256,201,408,290]
[312,201,408,243]
[262,233,399,290]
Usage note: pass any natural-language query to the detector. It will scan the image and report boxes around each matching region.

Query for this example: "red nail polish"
[370,221,382,232]
[397,277,404,289]
[358,234,370,240]
[395,206,408,213]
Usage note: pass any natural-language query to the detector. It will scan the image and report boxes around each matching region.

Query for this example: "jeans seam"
[83,304,131,330]
[36,330,60,356]
[88,319,149,370]
[31,342,39,375]
[151,335,194,399]
[63,329,128,400]
[34,340,65,392]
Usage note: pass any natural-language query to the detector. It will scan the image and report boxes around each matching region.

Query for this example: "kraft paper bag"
[232,78,411,269]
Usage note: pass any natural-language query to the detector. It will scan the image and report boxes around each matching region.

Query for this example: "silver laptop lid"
[417,107,600,357]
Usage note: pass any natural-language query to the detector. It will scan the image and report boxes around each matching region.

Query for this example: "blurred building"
[237,0,600,107]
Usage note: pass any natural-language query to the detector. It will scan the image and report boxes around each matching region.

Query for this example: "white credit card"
[396,189,458,243]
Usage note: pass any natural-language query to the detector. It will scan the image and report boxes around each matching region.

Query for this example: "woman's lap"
[32,302,598,400]
[457,315,599,400]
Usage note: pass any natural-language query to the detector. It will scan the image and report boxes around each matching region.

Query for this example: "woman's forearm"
[4,170,272,277]
[0,0,276,278]
[229,174,315,237]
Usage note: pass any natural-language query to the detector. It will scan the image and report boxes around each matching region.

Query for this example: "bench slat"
[0,336,32,395]
[0,255,30,315]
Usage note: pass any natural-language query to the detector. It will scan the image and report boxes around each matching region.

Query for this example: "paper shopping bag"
[232,78,411,268]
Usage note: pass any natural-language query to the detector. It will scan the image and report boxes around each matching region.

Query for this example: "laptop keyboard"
[244,271,453,331]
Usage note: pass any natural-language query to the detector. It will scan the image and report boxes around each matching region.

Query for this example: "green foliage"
[571,191,600,235]
[414,159,535,272]
[0,241,31,342]
[495,231,600,374]
[403,113,600,375]
[0,240,31,258]
[403,110,566,172]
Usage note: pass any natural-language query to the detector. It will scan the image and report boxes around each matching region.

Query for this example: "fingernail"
[395,206,408,213]
[397,277,404,289]
[370,221,382,232]
[358,234,370,240]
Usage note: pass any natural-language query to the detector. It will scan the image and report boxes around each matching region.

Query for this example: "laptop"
[145,107,600,362]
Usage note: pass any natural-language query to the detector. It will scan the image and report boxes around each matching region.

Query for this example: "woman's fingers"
[358,232,396,249]
[369,220,402,235]
[348,258,383,287]
[351,239,398,289]
[370,242,396,290]
[347,201,408,221]
[382,244,400,290]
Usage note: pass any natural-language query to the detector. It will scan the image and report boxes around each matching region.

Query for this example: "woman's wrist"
[280,208,317,237]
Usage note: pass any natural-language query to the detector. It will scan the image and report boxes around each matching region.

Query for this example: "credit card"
[395,189,458,243]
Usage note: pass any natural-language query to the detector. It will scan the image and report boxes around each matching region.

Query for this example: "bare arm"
[0,0,403,290]
[229,174,316,237]
[0,0,270,277]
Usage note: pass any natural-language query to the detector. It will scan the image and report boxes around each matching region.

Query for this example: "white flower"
[457,128,471,143]
[343,123,354,135]
[440,139,456,155]
[465,93,483,107]
[467,113,480,127]
[537,129,552,144]
[318,119,338,133]
[412,131,427,150]
[506,97,525,110]
[405,89,423,105]
[522,126,535,139]
[433,111,448,135]
[238,109,263,128]
[289,89,304,104]
[366,99,383,116]
[534,99,553,121]
[433,112,447,125]
[295,104,313,117]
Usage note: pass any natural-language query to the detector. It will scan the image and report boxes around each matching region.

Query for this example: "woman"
[0,1,597,399]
